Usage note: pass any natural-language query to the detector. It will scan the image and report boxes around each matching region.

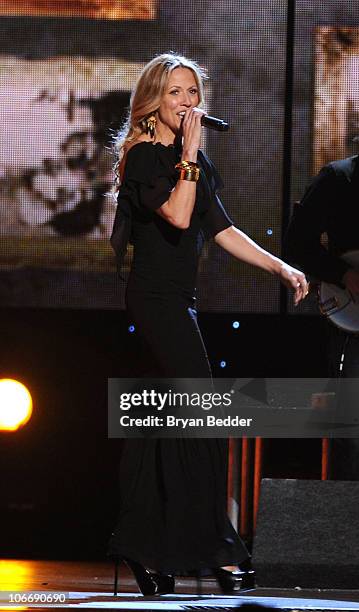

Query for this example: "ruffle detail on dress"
[124,142,178,187]
[110,143,179,275]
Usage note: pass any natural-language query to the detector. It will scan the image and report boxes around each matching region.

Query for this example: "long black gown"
[109,141,249,573]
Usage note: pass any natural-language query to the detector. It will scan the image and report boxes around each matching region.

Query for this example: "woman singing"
[109,53,308,596]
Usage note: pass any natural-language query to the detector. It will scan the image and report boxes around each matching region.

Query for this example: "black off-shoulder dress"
[109,142,249,572]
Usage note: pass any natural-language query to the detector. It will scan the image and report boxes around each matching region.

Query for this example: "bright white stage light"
[0,379,33,431]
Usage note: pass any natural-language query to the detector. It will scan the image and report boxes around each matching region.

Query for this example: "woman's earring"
[145,115,156,139]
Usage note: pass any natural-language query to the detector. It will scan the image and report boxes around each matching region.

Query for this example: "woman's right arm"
[156,108,205,229]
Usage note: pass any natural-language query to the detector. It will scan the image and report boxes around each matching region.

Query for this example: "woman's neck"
[154,121,178,146]
[154,132,175,146]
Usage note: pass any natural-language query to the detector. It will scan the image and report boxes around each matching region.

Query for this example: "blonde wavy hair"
[113,52,207,190]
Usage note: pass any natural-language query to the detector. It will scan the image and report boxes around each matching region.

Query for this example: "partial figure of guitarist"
[285,154,359,480]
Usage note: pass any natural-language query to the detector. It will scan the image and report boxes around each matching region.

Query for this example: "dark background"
[1,0,358,559]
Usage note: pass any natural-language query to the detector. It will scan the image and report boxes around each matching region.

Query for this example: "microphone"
[201,114,229,132]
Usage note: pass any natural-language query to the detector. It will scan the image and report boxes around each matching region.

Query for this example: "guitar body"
[319,251,359,333]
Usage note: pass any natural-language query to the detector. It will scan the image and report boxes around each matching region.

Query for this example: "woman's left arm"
[215,225,308,305]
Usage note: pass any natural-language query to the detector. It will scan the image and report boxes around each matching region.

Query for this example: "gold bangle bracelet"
[175,160,200,182]
[175,160,199,170]
[177,167,200,182]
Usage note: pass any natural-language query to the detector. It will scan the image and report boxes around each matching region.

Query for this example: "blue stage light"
[266,228,273,235]
[232,321,240,329]
[220,360,227,368]
[128,325,135,333]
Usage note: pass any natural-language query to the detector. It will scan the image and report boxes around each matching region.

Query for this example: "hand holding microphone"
[181,107,229,162]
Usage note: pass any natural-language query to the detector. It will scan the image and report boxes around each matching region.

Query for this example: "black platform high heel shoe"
[113,557,175,596]
[212,566,256,594]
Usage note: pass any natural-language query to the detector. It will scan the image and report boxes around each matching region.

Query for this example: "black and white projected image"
[0,58,142,272]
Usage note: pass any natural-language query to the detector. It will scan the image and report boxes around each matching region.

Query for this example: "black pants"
[108,289,249,572]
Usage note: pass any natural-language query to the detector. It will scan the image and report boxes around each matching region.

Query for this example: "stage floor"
[1,559,359,611]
